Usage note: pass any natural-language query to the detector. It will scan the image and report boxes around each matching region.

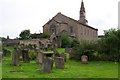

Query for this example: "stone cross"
[11,48,20,66]
[41,57,54,73]
[54,57,65,69]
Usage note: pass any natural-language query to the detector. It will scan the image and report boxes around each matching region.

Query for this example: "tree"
[42,32,50,38]
[98,28,120,61]
[19,30,30,40]
[7,35,9,39]
[60,32,73,48]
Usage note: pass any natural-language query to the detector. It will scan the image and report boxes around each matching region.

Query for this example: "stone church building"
[43,0,98,47]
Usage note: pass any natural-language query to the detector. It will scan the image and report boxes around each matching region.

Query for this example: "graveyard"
[1,29,120,78]
[2,46,118,78]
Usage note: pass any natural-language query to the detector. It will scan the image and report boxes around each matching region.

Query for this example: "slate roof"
[43,12,98,31]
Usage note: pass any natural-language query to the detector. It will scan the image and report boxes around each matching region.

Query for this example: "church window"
[50,24,56,34]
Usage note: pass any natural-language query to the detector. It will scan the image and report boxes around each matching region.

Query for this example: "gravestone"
[42,57,53,73]
[2,48,11,57]
[69,48,75,60]
[60,53,66,62]
[53,49,60,57]
[69,48,79,60]
[36,52,44,64]
[81,55,88,64]
[11,48,20,66]
[54,57,65,69]
[22,49,30,63]
[65,48,71,53]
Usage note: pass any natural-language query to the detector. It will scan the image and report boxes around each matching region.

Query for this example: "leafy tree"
[98,28,120,61]
[19,30,30,40]
[30,33,37,39]
[42,32,50,38]
[7,35,9,39]
[60,32,73,48]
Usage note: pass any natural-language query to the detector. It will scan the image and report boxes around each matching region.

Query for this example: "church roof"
[43,12,98,31]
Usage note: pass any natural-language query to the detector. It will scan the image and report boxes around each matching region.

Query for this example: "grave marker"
[42,57,53,73]
[54,57,65,69]
[11,48,20,66]
[81,55,88,64]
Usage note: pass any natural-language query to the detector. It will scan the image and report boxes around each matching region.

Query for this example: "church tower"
[79,0,88,25]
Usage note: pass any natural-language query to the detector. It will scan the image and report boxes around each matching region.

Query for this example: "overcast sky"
[0,0,119,39]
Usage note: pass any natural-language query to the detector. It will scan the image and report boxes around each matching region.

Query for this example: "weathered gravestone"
[11,48,20,66]
[81,55,88,64]
[36,52,44,64]
[2,48,11,57]
[54,57,65,69]
[22,49,30,63]
[69,48,75,60]
[53,49,60,57]
[60,53,66,62]
[42,57,54,73]
[65,48,71,53]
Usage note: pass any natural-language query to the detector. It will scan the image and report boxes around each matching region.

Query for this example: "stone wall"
[43,13,98,41]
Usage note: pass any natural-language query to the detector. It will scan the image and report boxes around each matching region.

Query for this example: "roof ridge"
[43,12,98,31]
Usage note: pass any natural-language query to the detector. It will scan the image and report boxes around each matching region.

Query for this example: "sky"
[0,0,119,39]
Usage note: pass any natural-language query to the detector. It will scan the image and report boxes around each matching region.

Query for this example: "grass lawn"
[2,47,118,78]
[0,63,1,79]
[2,57,118,78]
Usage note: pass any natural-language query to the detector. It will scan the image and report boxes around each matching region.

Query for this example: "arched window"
[50,24,56,34]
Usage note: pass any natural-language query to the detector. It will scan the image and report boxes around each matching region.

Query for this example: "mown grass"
[2,47,118,78]
[0,63,2,79]
[2,57,118,78]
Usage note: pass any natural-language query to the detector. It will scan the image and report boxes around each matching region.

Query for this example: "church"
[43,0,98,47]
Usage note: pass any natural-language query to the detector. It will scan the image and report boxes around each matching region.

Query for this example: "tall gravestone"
[60,53,66,62]
[69,48,74,60]
[54,57,65,69]
[36,52,44,64]
[11,48,20,66]
[42,57,53,73]
[22,49,30,63]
